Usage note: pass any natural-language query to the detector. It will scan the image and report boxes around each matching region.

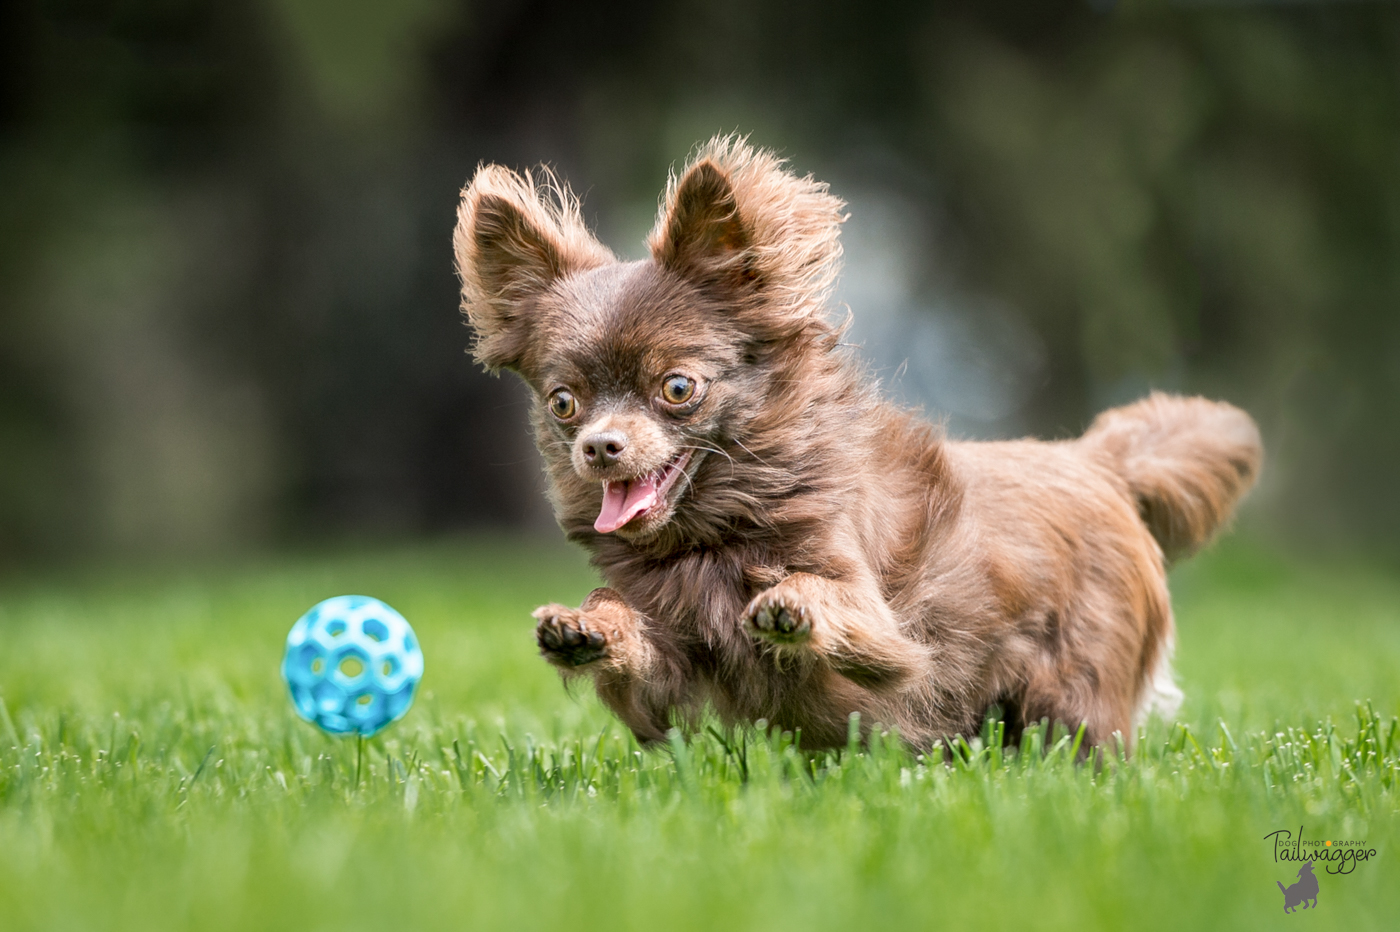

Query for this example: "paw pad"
[534,608,609,667]
[746,597,812,643]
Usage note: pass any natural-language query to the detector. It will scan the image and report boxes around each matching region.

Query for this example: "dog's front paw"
[533,604,609,668]
[744,589,813,645]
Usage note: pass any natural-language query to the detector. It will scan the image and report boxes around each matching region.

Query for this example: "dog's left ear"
[652,159,753,287]
[649,136,846,336]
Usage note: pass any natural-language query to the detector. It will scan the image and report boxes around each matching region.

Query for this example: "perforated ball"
[282,595,424,737]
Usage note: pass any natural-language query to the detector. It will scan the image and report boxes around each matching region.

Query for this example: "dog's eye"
[548,389,577,420]
[661,375,696,405]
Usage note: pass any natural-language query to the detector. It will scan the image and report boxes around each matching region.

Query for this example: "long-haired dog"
[453,136,1261,751]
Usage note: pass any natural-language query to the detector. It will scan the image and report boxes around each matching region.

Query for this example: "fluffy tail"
[1082,392,1262,563]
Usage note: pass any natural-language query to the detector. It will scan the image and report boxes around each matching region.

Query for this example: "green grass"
[0,536,1396,930]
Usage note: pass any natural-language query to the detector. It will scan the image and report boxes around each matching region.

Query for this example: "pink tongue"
[595,475,660,533]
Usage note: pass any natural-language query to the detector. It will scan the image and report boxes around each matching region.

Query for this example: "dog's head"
[453,137,846,544]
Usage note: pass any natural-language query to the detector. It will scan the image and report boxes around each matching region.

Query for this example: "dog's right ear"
[454,165,612,371]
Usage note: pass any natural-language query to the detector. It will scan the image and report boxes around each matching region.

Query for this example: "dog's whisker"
[730,439,773,468]
[678,443,735,467]
[677,443,737,483]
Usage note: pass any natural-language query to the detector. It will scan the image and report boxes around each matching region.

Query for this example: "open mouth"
[594,450,694,534]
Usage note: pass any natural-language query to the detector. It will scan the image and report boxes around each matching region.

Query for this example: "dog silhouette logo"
[1277,861,1319,912]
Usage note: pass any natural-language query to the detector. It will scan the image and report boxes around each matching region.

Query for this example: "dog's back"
[926,395,1260,742]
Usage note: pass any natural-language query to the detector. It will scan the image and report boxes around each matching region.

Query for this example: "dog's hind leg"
[743,572,928,688]
[534,588,693,744]
[1018,659,1137,755]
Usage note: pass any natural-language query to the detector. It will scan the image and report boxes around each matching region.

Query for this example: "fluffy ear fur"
[653,160,753,283]
[647,135,847,338]
[454,165,613,371]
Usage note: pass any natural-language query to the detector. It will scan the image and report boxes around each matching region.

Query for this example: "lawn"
[0,536,1395,930]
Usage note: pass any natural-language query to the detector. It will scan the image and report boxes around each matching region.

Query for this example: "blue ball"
[282,595,424,737]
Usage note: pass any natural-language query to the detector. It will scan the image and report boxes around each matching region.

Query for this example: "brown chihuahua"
[453,136,1261,752]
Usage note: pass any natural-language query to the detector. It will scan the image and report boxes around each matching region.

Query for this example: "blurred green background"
[2,8,1398,926]
[2,0,1399,563]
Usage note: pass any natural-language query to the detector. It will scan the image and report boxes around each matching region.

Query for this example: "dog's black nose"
[581,431,628,467]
